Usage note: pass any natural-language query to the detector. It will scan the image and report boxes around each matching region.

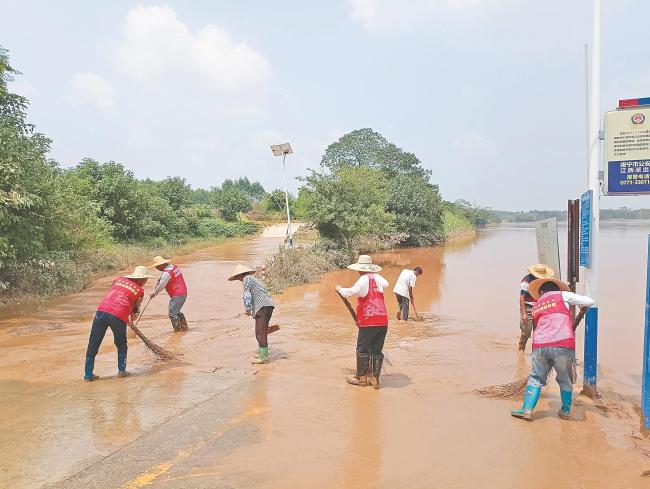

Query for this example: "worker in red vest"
[511,277,594,421]
[336,255,390,389]
[84,266,154,382]
[149,256,188,332]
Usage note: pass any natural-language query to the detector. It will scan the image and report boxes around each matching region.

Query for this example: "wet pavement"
[2,223,650,488]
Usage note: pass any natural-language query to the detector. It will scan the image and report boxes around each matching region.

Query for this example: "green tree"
[263,189,295,214]
[158,176,191,211]
[321,128,431,180]
[301,167,395,249]
[388,175,444,245]
[213,187,252,221]
[222,177,265,201]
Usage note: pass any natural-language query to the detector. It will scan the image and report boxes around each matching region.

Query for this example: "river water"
[2,222,650,488]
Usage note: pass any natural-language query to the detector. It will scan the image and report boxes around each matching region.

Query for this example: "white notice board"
[535,217,562,280]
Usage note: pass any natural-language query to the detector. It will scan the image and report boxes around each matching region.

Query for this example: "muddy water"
[2,223,650,488]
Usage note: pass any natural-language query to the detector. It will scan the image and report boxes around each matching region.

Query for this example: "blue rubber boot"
[511,384,541,421]
[559,390,573,419]
[117,348,128,376]
[84,357,98,382]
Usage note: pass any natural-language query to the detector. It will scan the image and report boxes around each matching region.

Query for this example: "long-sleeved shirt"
[558,291,595,309]
[243,274,274,316]
[338,273,390,298]
[152,264,173,297]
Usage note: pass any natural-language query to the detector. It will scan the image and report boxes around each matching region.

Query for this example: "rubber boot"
[179,313,188,331]
[171,318,182,333]
[558,390,573,419]
[251,347,269,364]
[117,348,129,377]
[84,357,99,382]
[369,353,384,390]
[346,353,370,386]
[511,384,541,421]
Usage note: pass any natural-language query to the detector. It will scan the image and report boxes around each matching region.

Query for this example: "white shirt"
[559,291,595,308]
[393,269,417,298]
[338,273,389,298]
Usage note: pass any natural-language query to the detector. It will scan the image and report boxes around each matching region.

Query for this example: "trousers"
[395,294,410,321]
[255,306,274,347]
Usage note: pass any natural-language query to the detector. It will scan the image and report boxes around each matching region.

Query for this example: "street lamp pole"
[270,143,294,248]
[281,151,293,248]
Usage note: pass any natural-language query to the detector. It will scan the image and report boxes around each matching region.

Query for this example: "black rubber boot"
[370,353,384,390]
[179,313,188,331]
[171,319,181,333]
[346,353,370,386]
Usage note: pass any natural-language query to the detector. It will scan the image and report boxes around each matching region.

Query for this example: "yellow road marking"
[121,405,265,488]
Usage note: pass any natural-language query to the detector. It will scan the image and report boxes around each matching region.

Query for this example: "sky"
[2,0,650,210]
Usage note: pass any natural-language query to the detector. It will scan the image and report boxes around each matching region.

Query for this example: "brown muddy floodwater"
[2,222,650,488]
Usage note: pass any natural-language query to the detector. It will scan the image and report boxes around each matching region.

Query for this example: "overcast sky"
[3,0,650,210]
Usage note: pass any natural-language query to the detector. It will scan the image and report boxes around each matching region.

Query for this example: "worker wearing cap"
[518,264,554,351]
[336,255,390,389]
[84,265,154,381]
[149,256,188,333]
[511,277,594,421]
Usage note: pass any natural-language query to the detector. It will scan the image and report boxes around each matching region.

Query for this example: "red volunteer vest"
[531,291,574,350]
[165,265,187,297]
[97,277,144,323]
[356,274,388,328]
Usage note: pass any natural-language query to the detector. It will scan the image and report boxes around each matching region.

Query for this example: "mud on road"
[2,224,650,488]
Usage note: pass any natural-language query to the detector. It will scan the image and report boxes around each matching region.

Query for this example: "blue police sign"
[605,104,650,196]
[580,190,592,268]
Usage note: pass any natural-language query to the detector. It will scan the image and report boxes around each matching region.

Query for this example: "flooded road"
[2,222,650,488]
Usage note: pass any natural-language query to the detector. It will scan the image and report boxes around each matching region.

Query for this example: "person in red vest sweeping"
[336,255,390,389]
[84,265,154,382]
[511,277,594,421]
[149,256,188,332]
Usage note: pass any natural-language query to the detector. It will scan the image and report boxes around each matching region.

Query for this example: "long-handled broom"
[476,307,588,399]
[128,298,182,361]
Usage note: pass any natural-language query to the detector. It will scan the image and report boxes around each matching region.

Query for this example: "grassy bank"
[442,209,475,239]
[263,212,476,294]
[0,221,259,302]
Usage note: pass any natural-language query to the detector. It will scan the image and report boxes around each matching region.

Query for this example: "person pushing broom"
[148,255,189,333]
[83,265,154,381]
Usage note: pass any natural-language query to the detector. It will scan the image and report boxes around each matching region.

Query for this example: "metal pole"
[583,0,602,398]
[584,44,590,173]
[643,235,650,431]
[281,152,293,248]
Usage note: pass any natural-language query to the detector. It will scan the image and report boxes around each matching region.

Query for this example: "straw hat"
[347,255,382,273]
[150,255,171,267]
[124,265,155,279]
[528,278,570,300]
[228,264,256,281]
[527,264,555,279]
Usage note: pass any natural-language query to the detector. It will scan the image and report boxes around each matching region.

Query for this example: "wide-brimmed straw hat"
[124,265,155,280]
[527,264,555,279]
[347,255,382,273]
[528,278,570,300]
[150,255,171,267]
[228,264,256,281]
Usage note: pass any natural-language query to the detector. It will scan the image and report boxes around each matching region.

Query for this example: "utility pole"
[583,0,602,398]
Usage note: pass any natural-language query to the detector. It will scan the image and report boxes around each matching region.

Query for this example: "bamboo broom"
[128,298,182,361]
[476,308,588,399]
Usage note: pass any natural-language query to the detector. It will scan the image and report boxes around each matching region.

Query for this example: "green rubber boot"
[251,347,269,364]
[558,390,573,419]
[511,384,541,421]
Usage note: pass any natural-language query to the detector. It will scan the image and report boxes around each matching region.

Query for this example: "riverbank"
[0,221,260,307]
